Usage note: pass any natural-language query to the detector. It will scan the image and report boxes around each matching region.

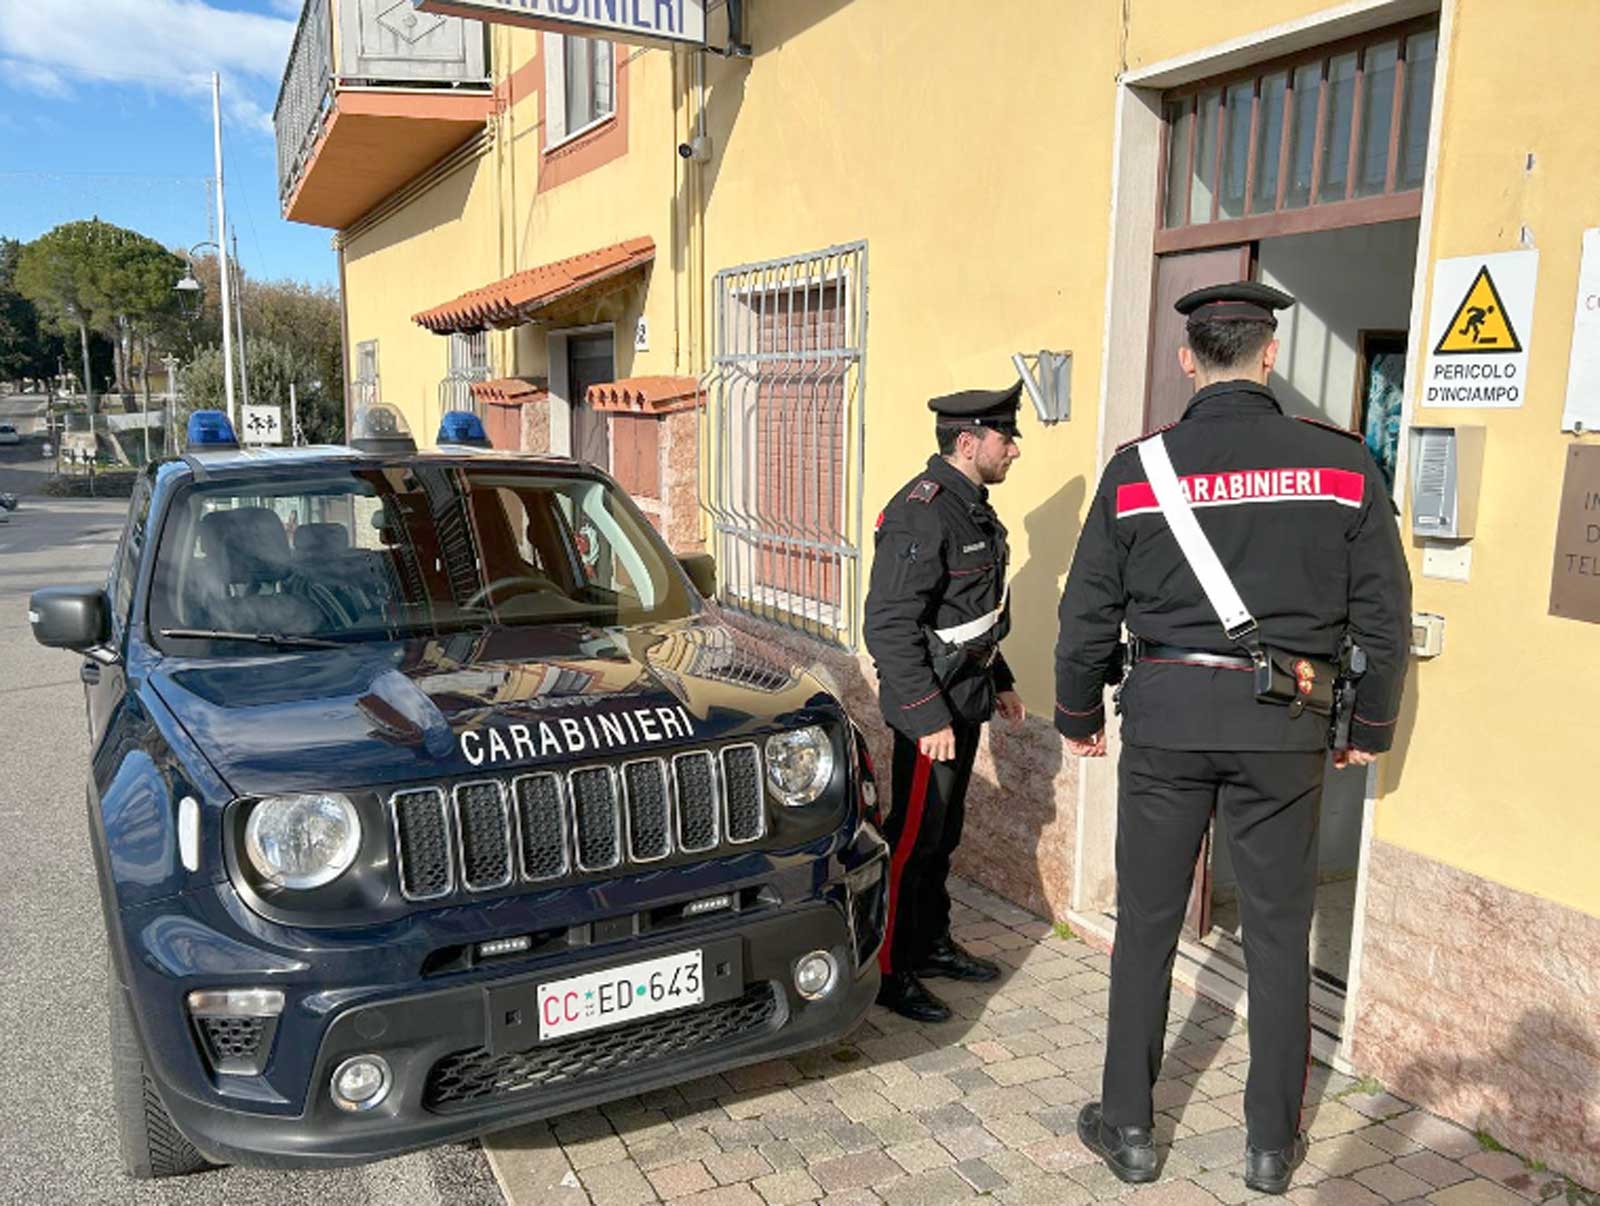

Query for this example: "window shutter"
[544,33,566,146]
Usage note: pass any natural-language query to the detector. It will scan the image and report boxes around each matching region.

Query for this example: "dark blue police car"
[29,406,888,1178]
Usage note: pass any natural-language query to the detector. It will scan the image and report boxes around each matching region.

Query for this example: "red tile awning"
[414,237,655,334]
[469,376,548,408]
[586,375,704,415]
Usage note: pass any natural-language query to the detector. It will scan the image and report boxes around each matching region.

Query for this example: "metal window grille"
[440,330,491,416]
[702,242,868,649]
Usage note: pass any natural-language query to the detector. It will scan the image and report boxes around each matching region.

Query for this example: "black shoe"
[874,972,952,1023]
[1077,1102,1160,1184]
[915,935,1001,982]
[1244,1134,1309,1195]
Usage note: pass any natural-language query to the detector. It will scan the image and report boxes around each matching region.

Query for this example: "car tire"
[108,958,215,1179]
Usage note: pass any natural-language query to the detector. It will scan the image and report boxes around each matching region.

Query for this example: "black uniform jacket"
[865,455,1015,739]
[1054,381,1411,753]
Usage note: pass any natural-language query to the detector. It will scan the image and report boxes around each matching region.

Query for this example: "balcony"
[275,0,494,229]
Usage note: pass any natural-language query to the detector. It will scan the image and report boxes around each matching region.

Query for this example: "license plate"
[537,948,704,1041]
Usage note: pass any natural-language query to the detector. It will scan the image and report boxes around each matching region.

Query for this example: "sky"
[0,0,337,287]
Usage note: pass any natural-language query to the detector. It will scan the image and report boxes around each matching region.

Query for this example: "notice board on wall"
[1549,445,1600,624]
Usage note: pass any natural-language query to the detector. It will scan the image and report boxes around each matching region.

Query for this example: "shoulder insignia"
[874,510,886,531]
[1295,415,1364,442]
[1115,421,1178,453]
[908,480,941,504]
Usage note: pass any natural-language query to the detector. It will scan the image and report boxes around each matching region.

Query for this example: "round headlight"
[764,725,835,806]
[244,793,362,890]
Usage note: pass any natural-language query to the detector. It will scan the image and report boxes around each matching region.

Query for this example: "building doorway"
[567,331,614,470]
[1080,4,1445,1061]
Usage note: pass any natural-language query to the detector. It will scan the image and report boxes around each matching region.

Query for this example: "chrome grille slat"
[513,772,568,882]
[391,787,453,901]
[391,743,773,897]
[720,743,765,844]
[621,758,672,863]
[569,766,623,872]
[453,780,513,892]
[673,751,720,854]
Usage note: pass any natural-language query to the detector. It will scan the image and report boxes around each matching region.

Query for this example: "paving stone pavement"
[483,879,1591,1206]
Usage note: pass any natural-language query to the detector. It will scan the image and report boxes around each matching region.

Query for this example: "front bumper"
[158,903,878,1168]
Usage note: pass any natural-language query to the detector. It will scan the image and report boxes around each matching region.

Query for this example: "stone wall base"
[1353,839,1600,1187]
[714,609,1076,922]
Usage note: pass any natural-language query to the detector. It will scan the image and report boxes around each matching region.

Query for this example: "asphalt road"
[0,394,57,497]
[0,500,504,1205]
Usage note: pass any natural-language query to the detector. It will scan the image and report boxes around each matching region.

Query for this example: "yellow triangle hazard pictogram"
[1434,266,1523,354]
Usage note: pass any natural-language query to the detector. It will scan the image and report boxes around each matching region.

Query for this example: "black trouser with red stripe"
[878,718,983,976]
[1102,745,1325,1151]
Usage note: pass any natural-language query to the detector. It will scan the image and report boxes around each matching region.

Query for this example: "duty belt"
[1132,639,1253,671]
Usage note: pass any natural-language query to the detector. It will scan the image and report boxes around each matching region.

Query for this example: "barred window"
[703,243,868,648]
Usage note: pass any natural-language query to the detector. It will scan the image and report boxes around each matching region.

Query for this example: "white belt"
[933,583,1010,646]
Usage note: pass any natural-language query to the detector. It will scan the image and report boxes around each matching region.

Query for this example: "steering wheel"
[463,574,563,612]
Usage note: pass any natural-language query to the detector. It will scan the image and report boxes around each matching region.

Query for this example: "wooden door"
[1146,245,1254,430]
[567,333,614,471]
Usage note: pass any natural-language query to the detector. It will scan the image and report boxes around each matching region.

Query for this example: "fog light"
[794,950,839,1001]
[331,1054,392,1112]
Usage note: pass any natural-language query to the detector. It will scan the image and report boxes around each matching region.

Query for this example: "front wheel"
[107,958,215,1179]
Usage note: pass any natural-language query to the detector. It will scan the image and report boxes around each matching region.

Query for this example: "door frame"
[546,322,615,461]
[1072,0,1454,1070]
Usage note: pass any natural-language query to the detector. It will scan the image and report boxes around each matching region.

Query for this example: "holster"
[1250,646,1338,718]
[924,630,999,722]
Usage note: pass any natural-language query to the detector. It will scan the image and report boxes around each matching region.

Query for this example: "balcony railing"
[274,0,492,222]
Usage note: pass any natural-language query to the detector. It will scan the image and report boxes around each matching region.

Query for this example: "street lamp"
[173,238,247,418]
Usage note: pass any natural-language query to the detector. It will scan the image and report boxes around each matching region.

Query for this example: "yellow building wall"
[698,3,1122,710]
[343,151,500,441]
[1368,0,1600,918]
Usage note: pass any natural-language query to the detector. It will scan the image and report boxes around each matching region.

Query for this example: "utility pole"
[289,382,299,446]
[212,72,237,426]
[232,229,251,410]
[162,354,180,454]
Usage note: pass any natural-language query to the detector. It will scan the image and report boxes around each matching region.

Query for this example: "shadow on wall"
[1391,1008,1600,1193]
[951,475,1088,921]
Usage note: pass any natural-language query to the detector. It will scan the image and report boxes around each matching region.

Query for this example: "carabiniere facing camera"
[30,406,888,1179]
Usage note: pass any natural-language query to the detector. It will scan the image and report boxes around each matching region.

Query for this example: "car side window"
[110,481,153,637]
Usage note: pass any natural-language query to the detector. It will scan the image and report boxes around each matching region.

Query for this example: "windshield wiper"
[159,628,346,650]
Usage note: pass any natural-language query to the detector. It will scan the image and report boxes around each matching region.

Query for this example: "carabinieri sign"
[415,0,707,48]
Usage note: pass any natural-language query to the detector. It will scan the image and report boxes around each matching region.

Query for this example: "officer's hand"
[996,690,1026,724]
[1065,731,1107,758]
[1333,747,1379,770]
[919,727,958,761]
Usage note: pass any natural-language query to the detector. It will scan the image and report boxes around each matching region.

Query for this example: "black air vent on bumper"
[422,982,783,1111]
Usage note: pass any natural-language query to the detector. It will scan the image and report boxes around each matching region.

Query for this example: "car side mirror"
[29,586,112,653]
[677,553,717,599]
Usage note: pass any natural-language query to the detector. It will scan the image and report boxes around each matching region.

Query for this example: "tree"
[176,260,345,442]
[14,219,183,415]
[181,337,342,444]
[0,238,55,388]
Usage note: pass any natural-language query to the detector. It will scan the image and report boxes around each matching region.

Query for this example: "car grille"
[422,982,783,1112]
[391,743,771,902]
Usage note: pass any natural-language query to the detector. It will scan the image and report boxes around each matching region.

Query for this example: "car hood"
[149,617,840,796]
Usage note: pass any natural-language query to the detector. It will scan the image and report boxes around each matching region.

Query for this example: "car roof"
[173,443,587,482]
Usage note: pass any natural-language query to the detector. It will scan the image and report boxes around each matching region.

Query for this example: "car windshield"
[148,463,696,649]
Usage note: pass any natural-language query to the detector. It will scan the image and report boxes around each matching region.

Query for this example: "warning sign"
[1423,250,1538,409]
[1433,267,1522,354]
